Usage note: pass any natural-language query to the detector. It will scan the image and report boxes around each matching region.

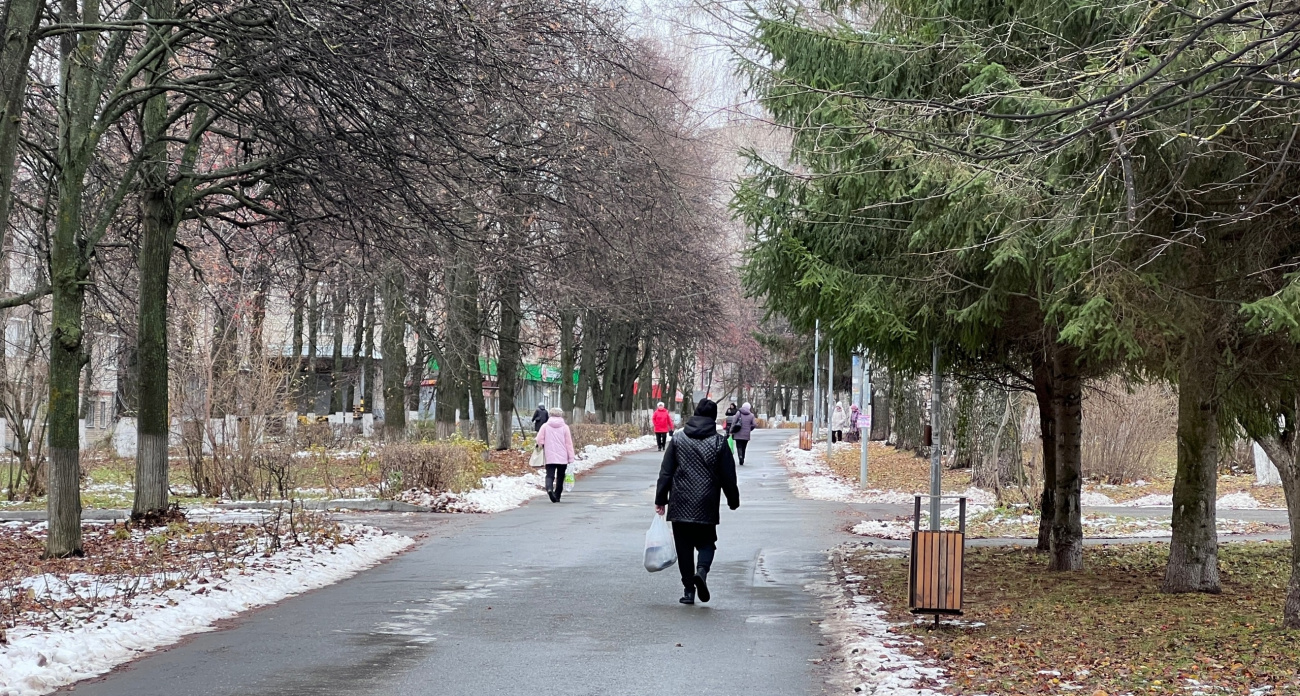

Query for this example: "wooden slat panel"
[911,530,965,614]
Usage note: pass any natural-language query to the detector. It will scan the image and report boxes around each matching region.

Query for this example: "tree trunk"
[665,346,680,418]
[0,0,41,262]
[305,279,320,411]
[574,313,594,421]
[362,290,375,413]
[583,311,603,418]
[329,286,347,414]
[560,309,576,418]
[380,263,407,440]
[495,276,522,450]
[1253,431,1300,627]
[291,277,305,405]
[132,145,178,518]
[1033,353,1057,552]
[47,0,97,557]
[350,284,368,412]
[1164,344,1222,593]
[1050,345,1083,571]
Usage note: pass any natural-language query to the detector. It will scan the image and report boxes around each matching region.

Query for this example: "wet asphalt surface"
[63,430,857,696]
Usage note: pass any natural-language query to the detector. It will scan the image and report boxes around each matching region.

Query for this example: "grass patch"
[827,443,973,493]
[848,543,1300,695]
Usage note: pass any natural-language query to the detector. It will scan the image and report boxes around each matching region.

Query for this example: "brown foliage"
[379,442,482,495]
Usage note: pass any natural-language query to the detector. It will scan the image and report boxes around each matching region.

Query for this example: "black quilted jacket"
[655,416,740,524]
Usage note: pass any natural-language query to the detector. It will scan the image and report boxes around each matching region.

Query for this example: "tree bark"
[1049,345,1083,571]
[329,286,347,413]
[1253,431,1300,627]
[305,278,320,412]
[47,0,97,557]
[362,290,375,413]
[1033,352,1057,552]
[495,276,522,450]
[560,309,576,419]
[1164,342,1222,593]
[582,311,602,418]
[0,0,41,259]
[132,156,177,518]
[380,263,407,440]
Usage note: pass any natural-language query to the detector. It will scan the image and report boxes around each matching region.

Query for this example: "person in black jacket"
[531,403,549,432]
[654,398,740,605]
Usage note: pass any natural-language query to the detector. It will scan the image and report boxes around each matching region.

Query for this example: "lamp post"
[929,344,942,530]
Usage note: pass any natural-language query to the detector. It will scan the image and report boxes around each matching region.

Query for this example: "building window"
[99,399,109,429]
[86,401,95,427]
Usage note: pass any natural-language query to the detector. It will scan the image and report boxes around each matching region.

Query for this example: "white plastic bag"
[644,513,677,573]
[528,443,545,468]
[563,472,575,492]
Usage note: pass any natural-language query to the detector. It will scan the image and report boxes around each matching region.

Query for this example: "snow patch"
[1217,492,1261,509]
[0,525,413,696]
[814,551,945,695]
[1115,493,1174,507]
[1081,491,1116,506]
[778,437,991,505]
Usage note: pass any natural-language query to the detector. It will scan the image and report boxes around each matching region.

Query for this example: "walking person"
[531,403,550,432]
[730,402,758,466]
[655,399,740,605]
[723,402,738,431]
[848,403,861,443]
[831,402,847,443]
[652,401,675,451]
[536,408,575,502]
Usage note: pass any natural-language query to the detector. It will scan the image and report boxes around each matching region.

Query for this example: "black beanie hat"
[694,398,718,420]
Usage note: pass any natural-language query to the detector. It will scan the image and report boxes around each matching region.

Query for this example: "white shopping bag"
[644,513,677,573]
[528,443,545,468]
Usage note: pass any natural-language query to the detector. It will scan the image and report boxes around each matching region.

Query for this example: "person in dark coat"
[654,398,740,605]
[531,403,549,432]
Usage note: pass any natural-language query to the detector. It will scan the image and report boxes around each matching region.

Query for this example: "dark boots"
[679,586,695,605]
[694,566,711,603]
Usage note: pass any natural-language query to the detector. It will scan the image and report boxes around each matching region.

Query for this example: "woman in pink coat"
[536,408,576,502]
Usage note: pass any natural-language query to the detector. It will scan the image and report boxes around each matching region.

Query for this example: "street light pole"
[827,338,834,459]
[929,343,942,530]
[860,351,871,489]
[812,320,820,434]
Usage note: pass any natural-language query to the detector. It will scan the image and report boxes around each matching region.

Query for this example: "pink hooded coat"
[537,416,576,465]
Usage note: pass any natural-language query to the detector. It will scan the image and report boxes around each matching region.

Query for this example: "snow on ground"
[401,435,654,513]
[852,506,1282,540]
[813,549,945,696]
[778,436,995,505]
[1081,491,1117,506]
[0,525,412,696]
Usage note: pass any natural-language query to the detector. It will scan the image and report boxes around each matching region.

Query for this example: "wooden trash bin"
[798,421,813,450]
[909,495,966,621]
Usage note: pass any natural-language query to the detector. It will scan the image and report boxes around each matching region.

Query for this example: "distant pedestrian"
[652,401,675,451]
[723,402,738,428]
[831,402,847,443]
[531,403,549,432]
[730,402,757,465]
[848,403,861,443]
[536,408,575,503]
[655,398,740,605]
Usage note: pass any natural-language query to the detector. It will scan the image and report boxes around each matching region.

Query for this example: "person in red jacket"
[652,401,675,451]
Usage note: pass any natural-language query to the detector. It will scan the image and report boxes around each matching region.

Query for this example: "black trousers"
[735,438,749,465]
[656,432,668,450]
[832,430,843,443]
[672,522,717,589]
[545,464,568,500]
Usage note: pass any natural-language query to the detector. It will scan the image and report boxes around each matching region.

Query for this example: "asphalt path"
[64,430,855,696]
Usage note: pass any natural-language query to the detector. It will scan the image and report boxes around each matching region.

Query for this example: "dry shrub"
[380,442,482,496]
[1082,381,1175,484]
[294,421,344,450]
[570,423,641,451]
